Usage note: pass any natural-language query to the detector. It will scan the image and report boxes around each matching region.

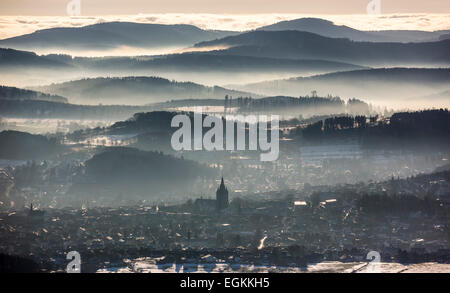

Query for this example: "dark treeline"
[0,85,67,103]
[44,52,362,72]
[298,115,377,140]
[0,48,68,68]
[110,111,178,133]
[363,109,450,149]
[0,130,65,160]
[230,95,343,110]
[67,111,181,141]
[226,95,371,116]
[0,98,155,120]
[296,109,450,149]
[154,98,229,108]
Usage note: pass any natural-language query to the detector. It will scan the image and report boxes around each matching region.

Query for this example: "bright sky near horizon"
[0,1,449,40]
[0,0,449,15]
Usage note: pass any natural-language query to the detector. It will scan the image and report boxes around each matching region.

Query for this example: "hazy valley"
[1,15,450,274]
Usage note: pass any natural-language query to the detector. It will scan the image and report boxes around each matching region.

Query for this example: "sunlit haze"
[1,13,450,41]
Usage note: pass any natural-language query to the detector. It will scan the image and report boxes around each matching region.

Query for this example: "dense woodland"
[296,109,450,149]
[0,99,154,120]
[230,95,371,115]
[0,86,67,103]
[0,130,65,160]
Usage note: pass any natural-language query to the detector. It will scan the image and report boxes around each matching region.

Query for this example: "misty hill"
[71,147,215,197]
[0,47,365,87]
[0,98,157,120]
[136,54,364,72]
[31,76,258,105]
[107,111,178,134]
[0,130,65,160]
[67,111,184,145]
[194,31,450,65]
[55,52,365,75]
[0,86,225,120]
[0,48,70,68]
[0,22,237,52]
[37,52,366,86]
[66,111,184,155]
[233,68,450,107]
[0,85,67,103]
[257,18,446,43]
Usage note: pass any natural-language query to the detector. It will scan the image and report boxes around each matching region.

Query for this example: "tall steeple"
[216,177,229,211]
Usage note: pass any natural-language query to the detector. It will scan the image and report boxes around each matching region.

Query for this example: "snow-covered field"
[98,260,450,273]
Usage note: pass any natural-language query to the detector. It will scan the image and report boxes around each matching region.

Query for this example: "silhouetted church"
[216,177,229,211]
[194,177,229,212]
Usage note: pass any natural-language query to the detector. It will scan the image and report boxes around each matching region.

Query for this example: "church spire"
[216,177,229,210]
[218,177,227,192]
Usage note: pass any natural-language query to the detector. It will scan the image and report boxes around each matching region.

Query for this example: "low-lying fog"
[1,64,358,89]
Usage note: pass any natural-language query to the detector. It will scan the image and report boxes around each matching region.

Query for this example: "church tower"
[216,177,229,211]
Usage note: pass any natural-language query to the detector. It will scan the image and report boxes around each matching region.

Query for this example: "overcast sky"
[1,0,449,15]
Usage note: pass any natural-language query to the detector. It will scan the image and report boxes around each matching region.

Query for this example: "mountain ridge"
[30,76,260,105]
[257,17,449,43]
[194,30,450,65]
[0,21,238,52]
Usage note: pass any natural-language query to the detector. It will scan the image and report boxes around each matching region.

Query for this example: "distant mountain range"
[30,76,259,105]
[231,68,450,106]
[2,18,450,54]
[257,18,450,43]
[0,47,364,74]
[0,47,366,87]
[0,22,237,52]
[1,18,450,106]
[68,52,365,72]
[195,31,450,65]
